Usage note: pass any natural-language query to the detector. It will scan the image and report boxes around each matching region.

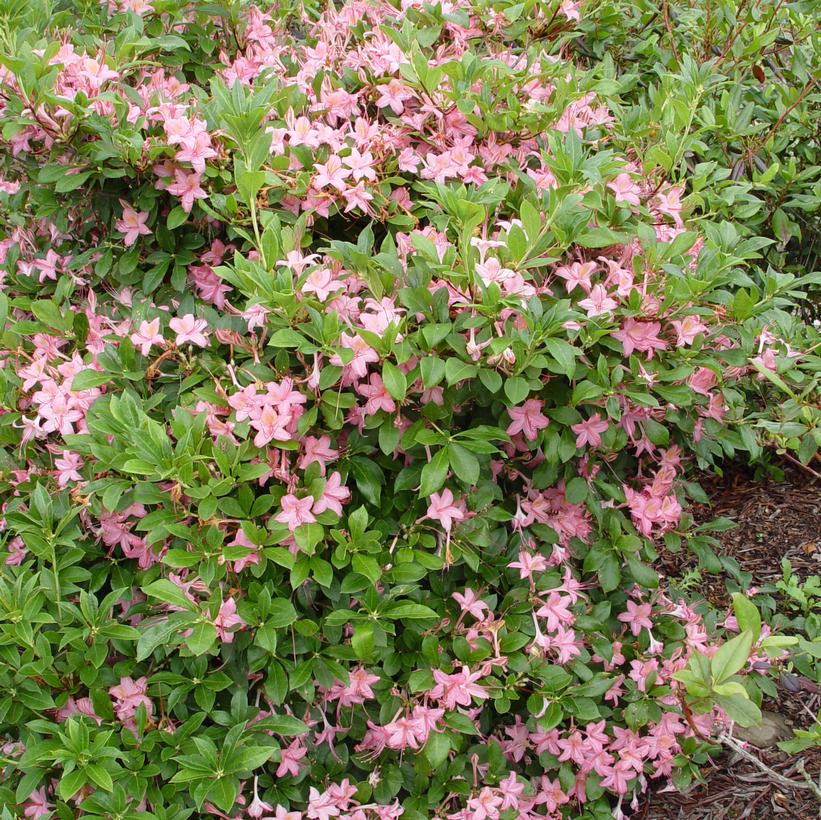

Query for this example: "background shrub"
[0,1,818,818]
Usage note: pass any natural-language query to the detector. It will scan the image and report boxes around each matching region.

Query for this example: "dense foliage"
[0,0,819,818]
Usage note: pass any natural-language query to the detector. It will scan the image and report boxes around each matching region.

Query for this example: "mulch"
[639,461,821,819]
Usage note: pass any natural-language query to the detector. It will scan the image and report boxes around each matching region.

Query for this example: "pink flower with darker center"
[607,172,642,206]
[115,200,152,246]
[506,399,549,440]
[311,471,350,517]
[166,169,207,212]
[131,318,164,355]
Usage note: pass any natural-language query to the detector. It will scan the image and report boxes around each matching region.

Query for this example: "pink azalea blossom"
[115,201,152,246]
[275,494,317,531]
[506,399,549,440]
[214,597,245,643]
[426,488,465,532]
[571,413,609,449]
[618,599,654,636]
[169,314,209,347]
[131,318,164,355]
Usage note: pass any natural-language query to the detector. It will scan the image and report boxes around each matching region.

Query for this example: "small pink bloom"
[214,597,245,643]
[506,399,549,440]
[169,314,209,347]
[130,318,164,355]
[275,494,316,532]
[571,413,608,449]
[115,201,152,246]
[426,488,465,532]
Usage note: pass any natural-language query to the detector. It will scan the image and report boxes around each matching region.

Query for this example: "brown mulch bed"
[640,746,821,819]
[640,462,821,819]
[659,463,821,607]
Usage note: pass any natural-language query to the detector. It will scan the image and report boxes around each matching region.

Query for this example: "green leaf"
[58,769,87,801]
[711,631,753,684]
[715,692,762,728]
[504,377,529,405]
[70,369,111,391]
[424,731,451,767]
[167,206,189,230]
[420,356,445,388]
[445,358,477,385]
[186,622,218,655]
[448,443,479,484]
[565,476,587,504]
[267,599,297,628]
[352,554,382,585]
[383,602,439,620]
[268,328,306,349]
[382,361,407,402]
[142,579,197,611]
[259,715,310,736]
[85,764,114,792]
[731,594,761,643]
[420,448,449,497]
[545,338,578,379]
[443,711,479,735]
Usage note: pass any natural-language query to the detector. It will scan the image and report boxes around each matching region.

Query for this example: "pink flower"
[166,169,207,213]
[555,261,596,294]
[174,131,217,174]
[358,373,396,416]
[430,665,488,709]
[688,366,717,396]
[275,494,316,532]
[329,666,380,707]
[313,155,350,191]
[109,676,152,727]
[302,267,344,301]
[506,399,549,441]
[311,472,350,517]
[426,488,465,532]
[169,314,209,347]
[298,435,338,475]
[375,79,414,115]
[276,739,307,778]
[115,201,152,246]
[54,450,83,487]
[670,315,708,346]
[618,600,654,637]
[612,319,667,359]
[571,413,608,449]
[131,318,164,355]
[214,597,245,643]
[452,588,489,620]
[608,173,642,206]
[578,284,618,317]
[23,787,52,820]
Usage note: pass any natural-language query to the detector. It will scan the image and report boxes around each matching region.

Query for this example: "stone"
[733,711,793,747]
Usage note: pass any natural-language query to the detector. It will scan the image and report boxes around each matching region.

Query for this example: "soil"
[640,462,821,819]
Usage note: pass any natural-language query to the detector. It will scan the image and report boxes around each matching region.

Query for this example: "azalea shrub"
[0,1,819,819]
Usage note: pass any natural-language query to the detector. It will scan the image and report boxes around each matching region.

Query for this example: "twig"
[796,759,821,803]
[661,1,680,64]
[757,77,819,151]
[719,732,811,791]
[780,451,821,482]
